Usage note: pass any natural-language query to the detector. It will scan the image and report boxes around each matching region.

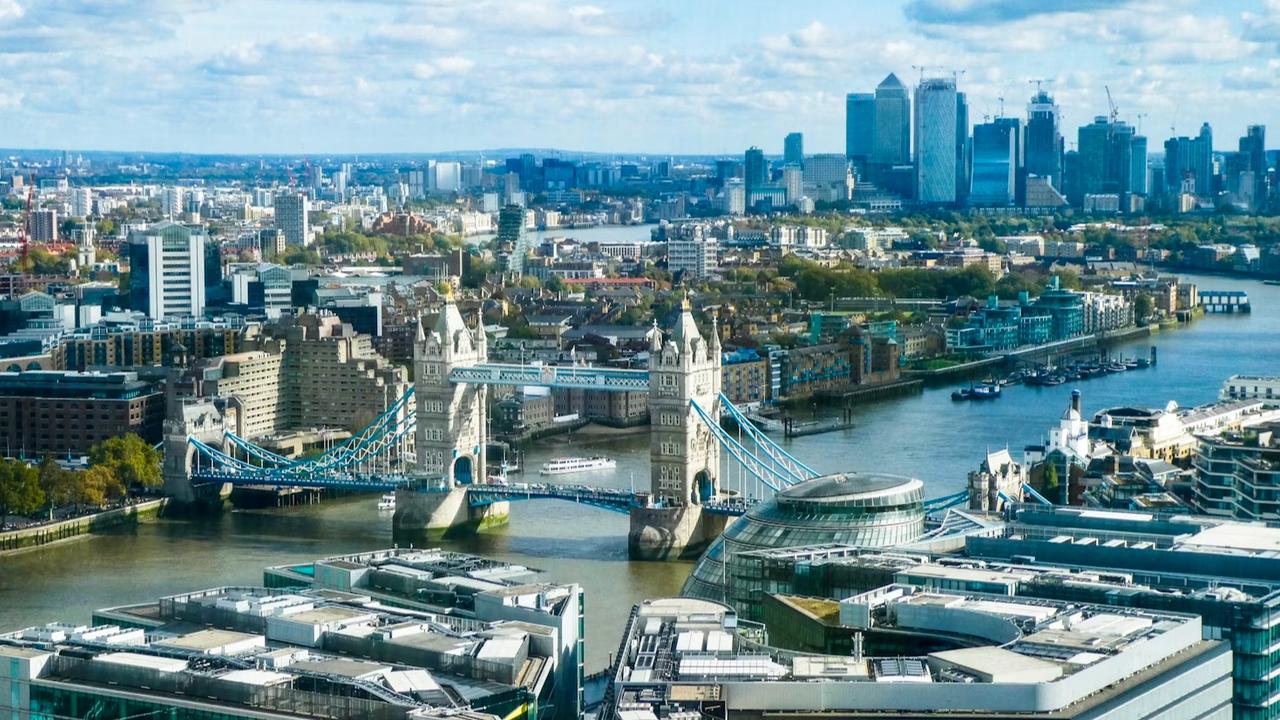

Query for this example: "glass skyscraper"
[914,77,958,203]
[872,73,910,166]
[1025,90,1063,189]
[783,132,804,168]
[744,146,766,190]
[970,120,1017,205]
[845,92,875,163]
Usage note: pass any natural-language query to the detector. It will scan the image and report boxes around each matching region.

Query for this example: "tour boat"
[540,456,617,476]
[377,494,396,511]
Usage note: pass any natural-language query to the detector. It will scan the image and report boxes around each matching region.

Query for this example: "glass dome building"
[682,472,926,617]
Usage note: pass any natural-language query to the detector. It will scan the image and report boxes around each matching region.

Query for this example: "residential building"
[1221,375,1280,402]
[1193,421,1280,520]
[914,77,959,203]
[55,318,246,371]
[127,222,213,320]
[28,209,57,243]
[274,191,310,247]
[666,223,718,280]
[721,348,768,406]
[0,370,165,455]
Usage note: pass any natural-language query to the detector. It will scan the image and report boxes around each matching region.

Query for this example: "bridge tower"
[629,298,725,560]
[395,288,508,538]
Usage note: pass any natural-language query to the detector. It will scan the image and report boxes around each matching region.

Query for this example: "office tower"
[1241,125,1266,209]
[845,92,875,164]
[1077,117,1111,197]
[970,120,1016,205]
[1025,90,1063,189]
[744,147,766,190]
[274,191,311,247]
[955,91,970,204]
[433,161,462,193]
[1193,122,1214,197]
[1164,136,1193,194]
[995,116,1025,203]
[127,222,209,320]
[1063,150,1082,206]
[1130,134,1148,198]
[1077,117,1138,208]
[782,164,803,205]
[723,179,746,216]
[28,209,58,243]
[914,77,958,203]
[161,186,185,219]
[803,154,853,201]
[873,73,910,166]
[783,133,804,168]
[715,159,741,185]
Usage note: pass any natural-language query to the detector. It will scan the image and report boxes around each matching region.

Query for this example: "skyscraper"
[744,147,766,191]
[995,116,1025,203]
[783,133,804,168]
[1076,116,1137,208]
[1192,123,1214,197]
[1129,134,1148,199]
[1240,125,1267,210]
[955,91,970,204]
[970,121,1016,205]
[274,192,311,247]
[914,77,958,203]
[845,92,875,164]
[872,73,910,166]
[1025,90,1063,189]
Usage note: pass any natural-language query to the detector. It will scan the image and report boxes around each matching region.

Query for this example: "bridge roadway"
[448,363,650,392]
[190,470,758,517]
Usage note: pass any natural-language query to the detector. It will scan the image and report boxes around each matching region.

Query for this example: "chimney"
[1071,389,1082,415]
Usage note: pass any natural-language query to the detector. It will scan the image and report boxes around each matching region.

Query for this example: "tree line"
[0,434,162,522]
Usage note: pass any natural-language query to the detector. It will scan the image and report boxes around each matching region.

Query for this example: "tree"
[1134,292,1155,323]
[1044,463,1060,502]
[38,456,77,509]
[88,434,163,489]
[0,459,44,520]
[76,466,112,507]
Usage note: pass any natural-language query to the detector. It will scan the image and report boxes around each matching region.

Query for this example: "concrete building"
[667,225,718,280]
[274,191,311,247]
[0,370,165,455]
[606,592,1228,719]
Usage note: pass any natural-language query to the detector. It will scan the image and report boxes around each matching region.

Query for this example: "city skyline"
[0,0,1277,155]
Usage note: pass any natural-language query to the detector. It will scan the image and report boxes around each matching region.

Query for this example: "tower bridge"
[168,292,968,560]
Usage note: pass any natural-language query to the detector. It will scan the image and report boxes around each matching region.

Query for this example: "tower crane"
[1104,85,1119,125]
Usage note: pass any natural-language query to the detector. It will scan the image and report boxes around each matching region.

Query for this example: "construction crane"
[911,65,929,83]
[1135,112,1148,135]
[1028,78,1050,95]
[1104,85,1119,125]
[997,96,1005,118]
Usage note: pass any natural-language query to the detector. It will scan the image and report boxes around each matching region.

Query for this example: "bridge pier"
[628,506,728,560]
[392,487,509,540]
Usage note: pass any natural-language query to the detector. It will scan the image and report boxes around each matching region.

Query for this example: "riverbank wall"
[904,326,1157,384]
[0,499,168,555]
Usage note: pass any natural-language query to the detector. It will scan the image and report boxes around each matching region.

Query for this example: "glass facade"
[914,78,959,203]
[970,121,1016,205]
[682,473,924,617]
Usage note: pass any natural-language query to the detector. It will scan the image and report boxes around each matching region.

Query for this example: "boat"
[377,494,396,511]
[1264,280,1280,286]
[970,383,1002,400]
[951,389,970,401]
[539,456,617,476]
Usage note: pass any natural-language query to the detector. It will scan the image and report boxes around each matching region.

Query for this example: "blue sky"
[0,0,1276,155]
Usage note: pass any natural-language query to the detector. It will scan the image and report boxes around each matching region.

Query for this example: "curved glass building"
[682,472,925,616]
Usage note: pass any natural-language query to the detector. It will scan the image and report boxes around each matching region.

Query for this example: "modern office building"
[914,77,959,203]
[712,503,1280,719]
[743,147,766,191]
[127,222,214,320]
[970,120,1017,205]
[801,153,853,201]
[873,73,911,166]
[1025,89,1063,189]
[782,132,803,168]
[1076,117,1143,209]
[273,191,310,247]
[845,92,875,164]
[682,472,926,607]
[605,593,1230,719]
[1165,124,1214,199]
[1240,125,1267,209]
[263,548,585,720]
[1,575,566,720]
[0,370,165,455]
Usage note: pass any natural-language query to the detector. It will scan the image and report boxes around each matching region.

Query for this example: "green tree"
[38,456,77,509]
[0,459,44,520]
[88,434,162,489]
[1044,463,1060,502]
[1134,292,1155,323]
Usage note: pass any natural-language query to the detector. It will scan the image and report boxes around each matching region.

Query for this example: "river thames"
[1,270,1275,671]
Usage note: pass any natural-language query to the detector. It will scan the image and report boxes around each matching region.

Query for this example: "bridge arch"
[452,455,475,485]
[694,470,715,505]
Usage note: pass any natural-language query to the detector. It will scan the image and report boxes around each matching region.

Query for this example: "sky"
[0,0,1277,156]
